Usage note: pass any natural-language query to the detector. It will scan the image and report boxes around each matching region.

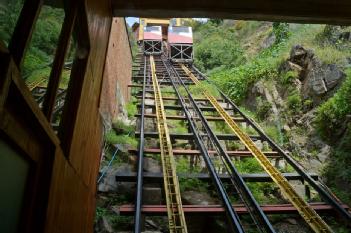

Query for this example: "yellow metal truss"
[181,64,333,233]
[150,56,188,233]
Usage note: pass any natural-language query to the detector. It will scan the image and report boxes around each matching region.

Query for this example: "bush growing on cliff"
[287,92,302,113]
[194,21,245,72]
[195,35,244,71]
[315,69,351,142]
[210,58,278,103]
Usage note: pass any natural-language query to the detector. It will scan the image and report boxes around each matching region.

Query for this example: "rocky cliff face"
[243,43,349,175]
[280,45,346,105]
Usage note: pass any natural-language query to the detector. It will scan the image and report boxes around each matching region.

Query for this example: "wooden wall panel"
[44,0,112,232]
[68,0,111,188]
[45,149,96,233]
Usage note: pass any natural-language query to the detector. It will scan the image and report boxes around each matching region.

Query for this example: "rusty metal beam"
[135,113,245,122]
[140,103,234,111]
[115,172,318,183]
[128,148,280,158]
[136,131,262,141]
[117,203,350,215]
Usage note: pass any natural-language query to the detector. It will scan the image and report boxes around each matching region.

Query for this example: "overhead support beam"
[112,0,351,25]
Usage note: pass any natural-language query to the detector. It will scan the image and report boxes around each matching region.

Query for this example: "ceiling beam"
[112,0,351,25]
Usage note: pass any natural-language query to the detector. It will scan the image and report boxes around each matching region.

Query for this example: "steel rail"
[134,56,147,233]
[181,65,333,233]
[159,56,245,233]
[191,65,351,225]
[149,55,188,233]
[172,63,275,233]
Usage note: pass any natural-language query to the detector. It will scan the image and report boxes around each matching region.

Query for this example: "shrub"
[194,23,245,71]
[210,58,278,103]
[247,182,277,203]
[303,99,314,109]
[188,81,221,98]
[315,69,351,141]
[287,92,302,113]
[281,70,299,85]
[112,120,134,134]
[323,126,351,206]
[105,130,137,147]
[126,101,137,118]
[233,158,264,173]
[263,124,283,144]
[272,22,291,45]
[256,97,272,120]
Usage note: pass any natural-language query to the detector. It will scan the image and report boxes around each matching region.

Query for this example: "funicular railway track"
[128,52,351,233]
[179,65,333,232]
[149,55,188,233]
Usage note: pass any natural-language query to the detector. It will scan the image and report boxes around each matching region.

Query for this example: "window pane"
[51,36,76,129]
[0,0,25,46]
[0,139,30,233]
[22,5,64,86]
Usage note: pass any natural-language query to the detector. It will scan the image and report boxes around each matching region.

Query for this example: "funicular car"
[167,26,193,63]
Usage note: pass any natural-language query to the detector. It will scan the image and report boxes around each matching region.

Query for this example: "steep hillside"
[193,20,351,205]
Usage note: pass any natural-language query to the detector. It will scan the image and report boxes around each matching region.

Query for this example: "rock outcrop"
[98,163,134,194]
[280,45,346,105]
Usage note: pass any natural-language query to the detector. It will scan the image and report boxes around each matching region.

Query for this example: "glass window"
[144,26,161,33]
[0,0,25,46]
[171,27,189,33]
[0,139,30,233]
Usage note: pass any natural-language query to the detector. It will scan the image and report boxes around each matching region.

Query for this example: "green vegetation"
[1,1,75,86]
[0,0,23,45]
[95,193,134,229]
[112,119,134,134]
[315,69,351,142]
[105,130,137,147]
[233,158,264,173]
[256,97,272,120]
[167,119,188,134]
[176,157,209,192]
[189,81,221,98]
[247,182,277,203]
[105,119,136,147]
[287,91,302,113]
[126,97,137,118]
[210,58,278,103]
[323,127,351,206]
[281,70,299,85]
[194,21,245,72]
[193,20,351,209]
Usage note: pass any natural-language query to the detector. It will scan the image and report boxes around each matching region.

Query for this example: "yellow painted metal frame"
[138,18,171,41]
[150,56,188,233]
[181,64,333,233]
